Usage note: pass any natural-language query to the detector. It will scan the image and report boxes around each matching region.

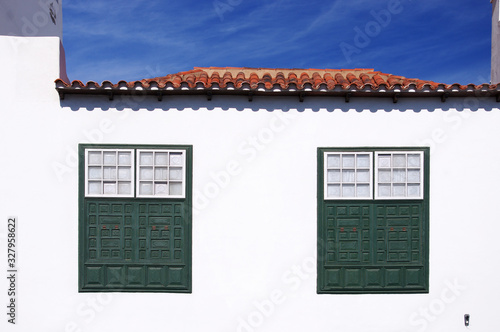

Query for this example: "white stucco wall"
[2,37,500,332]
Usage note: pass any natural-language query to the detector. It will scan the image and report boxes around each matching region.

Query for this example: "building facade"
[2,2,500,332]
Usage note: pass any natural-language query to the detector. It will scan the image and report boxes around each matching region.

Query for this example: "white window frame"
[136,149,186,199]
[323,150,425,200]
[374,151,424,200]
[324,152,373,200]
[84,149,135,197]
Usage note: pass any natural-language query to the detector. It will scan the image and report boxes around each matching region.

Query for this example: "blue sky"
[63,0,492,85]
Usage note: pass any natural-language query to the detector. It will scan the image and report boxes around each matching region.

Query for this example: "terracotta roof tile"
[287,72,298,85]
[196,71,208,86]
[55,67,499,101]
[249,72,259,88]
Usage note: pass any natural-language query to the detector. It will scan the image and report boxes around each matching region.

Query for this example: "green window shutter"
[317,147,429,294]
[79,144,192,293]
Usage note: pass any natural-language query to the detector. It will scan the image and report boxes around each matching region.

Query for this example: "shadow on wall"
[59,94,497,113]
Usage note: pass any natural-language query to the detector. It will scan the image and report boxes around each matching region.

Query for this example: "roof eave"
[55,84,500,103]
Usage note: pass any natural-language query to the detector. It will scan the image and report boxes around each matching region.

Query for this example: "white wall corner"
[0,36,65,103]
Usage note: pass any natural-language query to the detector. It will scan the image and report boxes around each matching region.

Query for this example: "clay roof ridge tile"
[372,74,387,87]
[323,73,335,90]
[184,73,197,88]
[208,71,221,87]
[346,73,364,88]
[262,72,273,89]
[169,75,182,88]
[55,78,70,87]
[84,80,101,88]
[221,71,234,88]
[249,72,260,89]
[298,72,311,89]
[334,73,349,88]
[195,71,209,87]
[311,72,324,89]
[274,72,286,89]
[386,75,402,87]
[69,80,85,88]
[235,72,247,88]
[359,73,372,85]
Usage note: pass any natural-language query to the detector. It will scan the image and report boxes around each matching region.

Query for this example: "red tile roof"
[55,67,499,101]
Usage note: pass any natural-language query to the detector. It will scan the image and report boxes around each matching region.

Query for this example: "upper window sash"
[323,150,425,200]
[374,151,424,200]
[136,149,186,198]
[324,152,373,200]
[85,149,135,197]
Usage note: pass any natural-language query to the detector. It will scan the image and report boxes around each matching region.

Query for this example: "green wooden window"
[318,147,429,294]
[79,144,192,293]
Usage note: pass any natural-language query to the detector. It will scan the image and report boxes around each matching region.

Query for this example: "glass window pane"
[378,170,391,183]
[408,169,420,182]
[378,154,391,167]
[327,170,341,183]
[103,167,116,180]
[154,167,168,180]
[327,154,340,168]
[342,184,355,197]
[393,154,406,167]
[140,167,153,180]
[88,151,102,165]
[88,181,101,194]
[356,154,370,168]
[375,151,424,199]
[118,152,131,165]
[356,184,370,197]
[88,166,102,180]
[86,149,134,197]
[342,170,355,183]
[378,184,391,197]
[324,151,373,199]
[139,182,153,195]
[393,184,406,197]
[327,184,341,197]
[169,167,183,180]
[118,167,131,180]
[155,152,168,166]
[170,152,183,166]
[408,154,421,167]
[408,184,420,197]
[103,183,116,194]
[169,182,183,195]
[392,169,406,183]
[356,170,370,182]
[118,182,131,194]
[342,154,355,168]
[155,182,169,195]
[103,152,116,166]
[136,149,185,198]
[140,152,154,166]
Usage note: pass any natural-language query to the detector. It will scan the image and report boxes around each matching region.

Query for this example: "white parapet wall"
[0,36,64,103]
